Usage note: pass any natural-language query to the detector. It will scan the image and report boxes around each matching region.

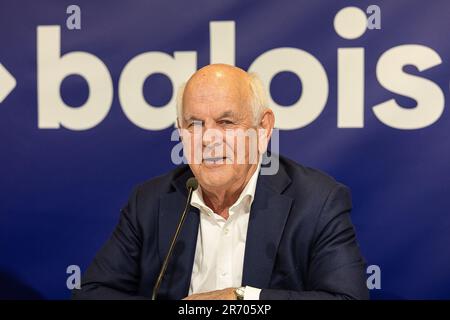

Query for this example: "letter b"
[37,26,113,130]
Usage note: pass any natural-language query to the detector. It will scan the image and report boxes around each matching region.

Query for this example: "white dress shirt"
[188,162,262,300]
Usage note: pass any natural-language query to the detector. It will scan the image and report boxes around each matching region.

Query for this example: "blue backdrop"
[0,0,449,299]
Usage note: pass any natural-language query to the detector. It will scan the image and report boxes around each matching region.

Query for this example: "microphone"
[151,177,198,300]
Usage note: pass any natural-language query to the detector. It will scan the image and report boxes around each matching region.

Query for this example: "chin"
[198,169,234,189]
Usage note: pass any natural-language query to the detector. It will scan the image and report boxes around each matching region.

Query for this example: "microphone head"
[186,177,198,191]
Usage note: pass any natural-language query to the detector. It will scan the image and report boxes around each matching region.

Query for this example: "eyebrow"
[217,111,237,120]
[184,116,203,123]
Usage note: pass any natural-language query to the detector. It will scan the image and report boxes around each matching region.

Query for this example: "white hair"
[176,72,269,126]
[248,72,269,125]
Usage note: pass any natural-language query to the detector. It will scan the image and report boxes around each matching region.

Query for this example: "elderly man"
[73,64,368,300]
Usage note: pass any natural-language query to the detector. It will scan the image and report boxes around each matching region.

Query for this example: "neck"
[201,163,258,219]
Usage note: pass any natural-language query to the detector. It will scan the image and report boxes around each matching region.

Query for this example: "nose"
[202,129,223,150]
[201,123,226,160]
[201,122,223,148]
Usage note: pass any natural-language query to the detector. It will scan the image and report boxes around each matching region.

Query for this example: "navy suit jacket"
[73,155,369,300]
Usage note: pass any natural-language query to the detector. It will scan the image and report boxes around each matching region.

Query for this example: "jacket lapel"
[157,169,199,300]
[242,164,293,288]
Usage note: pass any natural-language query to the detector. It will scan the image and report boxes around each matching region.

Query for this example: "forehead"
[183,80,251,118]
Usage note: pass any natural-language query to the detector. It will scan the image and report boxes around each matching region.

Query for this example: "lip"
[202,157,228,166]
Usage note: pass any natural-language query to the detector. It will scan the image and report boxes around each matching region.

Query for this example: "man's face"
[179,71,259,191]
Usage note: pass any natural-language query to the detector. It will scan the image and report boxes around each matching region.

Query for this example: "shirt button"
[224,228,229,235]
[221,272,227,277]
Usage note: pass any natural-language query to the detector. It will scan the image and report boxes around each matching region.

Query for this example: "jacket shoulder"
[134,165,191,197]
[278,155,350,199]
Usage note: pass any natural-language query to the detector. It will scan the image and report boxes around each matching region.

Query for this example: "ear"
[258,108,275,154]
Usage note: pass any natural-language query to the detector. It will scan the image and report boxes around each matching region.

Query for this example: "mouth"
[202,157,228,165]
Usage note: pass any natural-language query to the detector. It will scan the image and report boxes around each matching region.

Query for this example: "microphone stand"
[152,178,197,300]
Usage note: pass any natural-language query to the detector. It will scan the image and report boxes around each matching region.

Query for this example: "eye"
[188,120,203,128]
[218,119,234,125]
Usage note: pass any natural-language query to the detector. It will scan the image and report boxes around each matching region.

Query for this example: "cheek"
[226,135,257,163]
[182,133,203,164]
